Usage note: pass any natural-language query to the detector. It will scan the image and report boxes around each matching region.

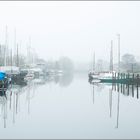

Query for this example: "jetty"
[89,72,140,85]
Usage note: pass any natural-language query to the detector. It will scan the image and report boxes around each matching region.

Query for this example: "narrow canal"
[0,73,140,139]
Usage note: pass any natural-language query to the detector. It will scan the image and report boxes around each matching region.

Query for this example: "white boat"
[24,67,44,80]
[90,79,101,83]
[98,71,114,79]
[30,67,44,78]
[32,78,45,85]
[89,71,100,79]
[89,71,117,83]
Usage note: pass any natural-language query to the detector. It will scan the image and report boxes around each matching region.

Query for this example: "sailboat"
[88,52,101,83]
[89,41,119,83]
[0,26,11,89]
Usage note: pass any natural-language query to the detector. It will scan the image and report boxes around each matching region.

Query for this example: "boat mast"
[14,28,16,66]
[10,49,13,73]
[4,25,8,66]
[93,52,95,71]
[117,34,120,72]
[110,40,113,72]
[27,37,31,66]
[16,44,19,67]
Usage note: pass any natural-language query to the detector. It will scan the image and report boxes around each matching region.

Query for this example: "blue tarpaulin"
[0,72,5,80]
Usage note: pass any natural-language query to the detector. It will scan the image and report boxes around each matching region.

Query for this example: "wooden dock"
[89,72,140,85]
[111,72,140,84]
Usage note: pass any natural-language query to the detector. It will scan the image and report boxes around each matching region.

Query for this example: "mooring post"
[127,73,130,87]
[123,82,125,95]
[132,83,134,97]
[132,73,134,82]
[128,83,129,96]
[112,72,114,90]
[115,72,116,91]
[117,73,120,92]
[131,73,134,97]
[124,73,126,79]
[120,73,122,93]
[137,74,139,99]
[128,73,129,80]
[125,73,127,88]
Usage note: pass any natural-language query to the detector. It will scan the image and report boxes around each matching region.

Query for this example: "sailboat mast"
[10,49,13,74]
[93,52,95,71]
[4,26,8,66]
[110,40,113,71]
[117,34,120,72]
[14,28,16,66]
[16,44,19,67]
[28,37,31,65]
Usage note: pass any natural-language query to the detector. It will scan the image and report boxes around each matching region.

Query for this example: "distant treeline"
[46,56,74,74]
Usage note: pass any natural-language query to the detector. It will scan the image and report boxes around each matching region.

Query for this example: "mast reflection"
[89,80,140,129]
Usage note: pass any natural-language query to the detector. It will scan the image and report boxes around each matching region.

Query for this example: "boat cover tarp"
[0,72,5,80]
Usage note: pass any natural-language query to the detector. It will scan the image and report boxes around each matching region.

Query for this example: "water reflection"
[89,81,140,129]
[0,80,39,128]
[0,84,29,128]
[0,73,74,128]
[0,73,140,138]
[45,72,74,87]
[0,96,7,128]
[59,73,74,87]
[109,89,112,118]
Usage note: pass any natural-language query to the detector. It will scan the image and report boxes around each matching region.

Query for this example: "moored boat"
[88,71,136,84]
[0,72,9,90]
[0,66,27,85]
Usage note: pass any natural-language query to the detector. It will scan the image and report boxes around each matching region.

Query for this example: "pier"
[112,72,140,85]
[89,71,140,85]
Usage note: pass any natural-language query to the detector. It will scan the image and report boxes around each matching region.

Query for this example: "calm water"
[0,73,140,139]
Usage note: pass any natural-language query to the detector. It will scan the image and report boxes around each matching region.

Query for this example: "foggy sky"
[0,1,140,63]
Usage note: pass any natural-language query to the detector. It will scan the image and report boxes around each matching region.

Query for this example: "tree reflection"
[59,73,74,87]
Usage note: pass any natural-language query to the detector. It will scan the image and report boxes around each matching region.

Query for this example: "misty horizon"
[0,1,140,64]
